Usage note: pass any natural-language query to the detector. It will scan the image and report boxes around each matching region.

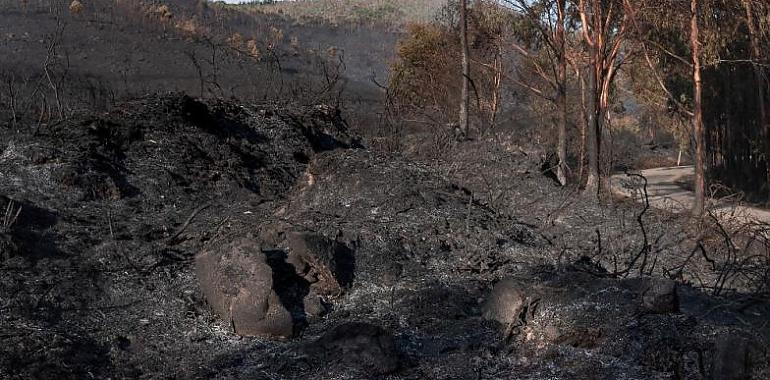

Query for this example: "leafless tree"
[459,0,471,137]
[690,0,706,217]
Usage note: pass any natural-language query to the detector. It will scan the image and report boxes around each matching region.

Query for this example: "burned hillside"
[3,0,770,379]
[0,95,768,379]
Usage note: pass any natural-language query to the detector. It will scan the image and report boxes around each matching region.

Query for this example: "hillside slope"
[233,0,447,27]
[0,0,394,126]
[2,94,769,379]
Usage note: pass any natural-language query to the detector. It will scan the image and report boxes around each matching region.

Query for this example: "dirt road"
[611,165,770,224]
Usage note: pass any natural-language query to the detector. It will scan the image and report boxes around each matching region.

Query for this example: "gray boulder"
[482,278,531,326]
[195,238,294,338]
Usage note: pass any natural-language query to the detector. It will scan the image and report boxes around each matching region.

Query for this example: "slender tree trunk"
[742,0,768,131]
[489,48,502,133]
[459,0,470,137]
[649,116,657,143]
[691,0,706,217]
[742,0,770,202]
[556,0,568,186]
[578,69,588,184]
[583,22,603,199]
[584,62,600,197]
[577,0,630,200]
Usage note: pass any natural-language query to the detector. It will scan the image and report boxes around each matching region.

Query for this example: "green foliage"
[389,2,515,132]
[390,23,457,112]
[635,0,770,198]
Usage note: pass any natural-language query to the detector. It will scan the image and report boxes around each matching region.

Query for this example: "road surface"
[611,166,770,224]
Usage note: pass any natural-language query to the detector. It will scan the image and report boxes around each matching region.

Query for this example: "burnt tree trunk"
[691,0,706,217]
[584,59,601,198]
[579,69,589,184]
[459,0,470,137]
[556,0,568,186]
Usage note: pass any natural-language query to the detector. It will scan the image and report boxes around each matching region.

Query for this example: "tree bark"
[577,0,630,199]
[556,0,568,186]
[742,0,768,131]
[578,68,589,184]
[584,58,601,198]
[691,0,706,217]
[459,0,470,137]
[582,0,603,199]
[741,0,770,202]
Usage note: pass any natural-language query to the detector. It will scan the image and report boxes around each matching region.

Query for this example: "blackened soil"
[0,94,356,379]
[1,94,770,380]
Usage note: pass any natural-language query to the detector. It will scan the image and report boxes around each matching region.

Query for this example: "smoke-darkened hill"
[0,0,400,130]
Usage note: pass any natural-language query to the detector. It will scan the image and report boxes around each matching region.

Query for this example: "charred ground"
[1,1,770,380]
[0,94,768,379]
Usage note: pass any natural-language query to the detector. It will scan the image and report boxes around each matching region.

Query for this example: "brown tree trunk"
[584,71,601,198]
[556,0,568,186]
[691,0,706,217]
[489,46,502,133]
[578,69,589,184]
[459,0,470,137]
[583,7,603,199]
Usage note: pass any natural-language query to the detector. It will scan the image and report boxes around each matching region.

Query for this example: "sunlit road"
[611,166,770,224]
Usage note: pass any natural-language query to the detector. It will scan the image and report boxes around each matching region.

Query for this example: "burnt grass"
[1,2,770,379]
[0,93,769,379]
[0,94,359,378]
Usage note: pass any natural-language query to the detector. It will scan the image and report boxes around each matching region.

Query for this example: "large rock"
[195,232,357,337]
[284,231,355,297]
[195,238,293,338]
[305,322,401,375]
[482,278,530,326]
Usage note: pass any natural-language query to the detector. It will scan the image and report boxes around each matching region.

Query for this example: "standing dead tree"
[1,12,71,130]
[43,16,69,121]
[554,0,568,186]
[690,0,706,217]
